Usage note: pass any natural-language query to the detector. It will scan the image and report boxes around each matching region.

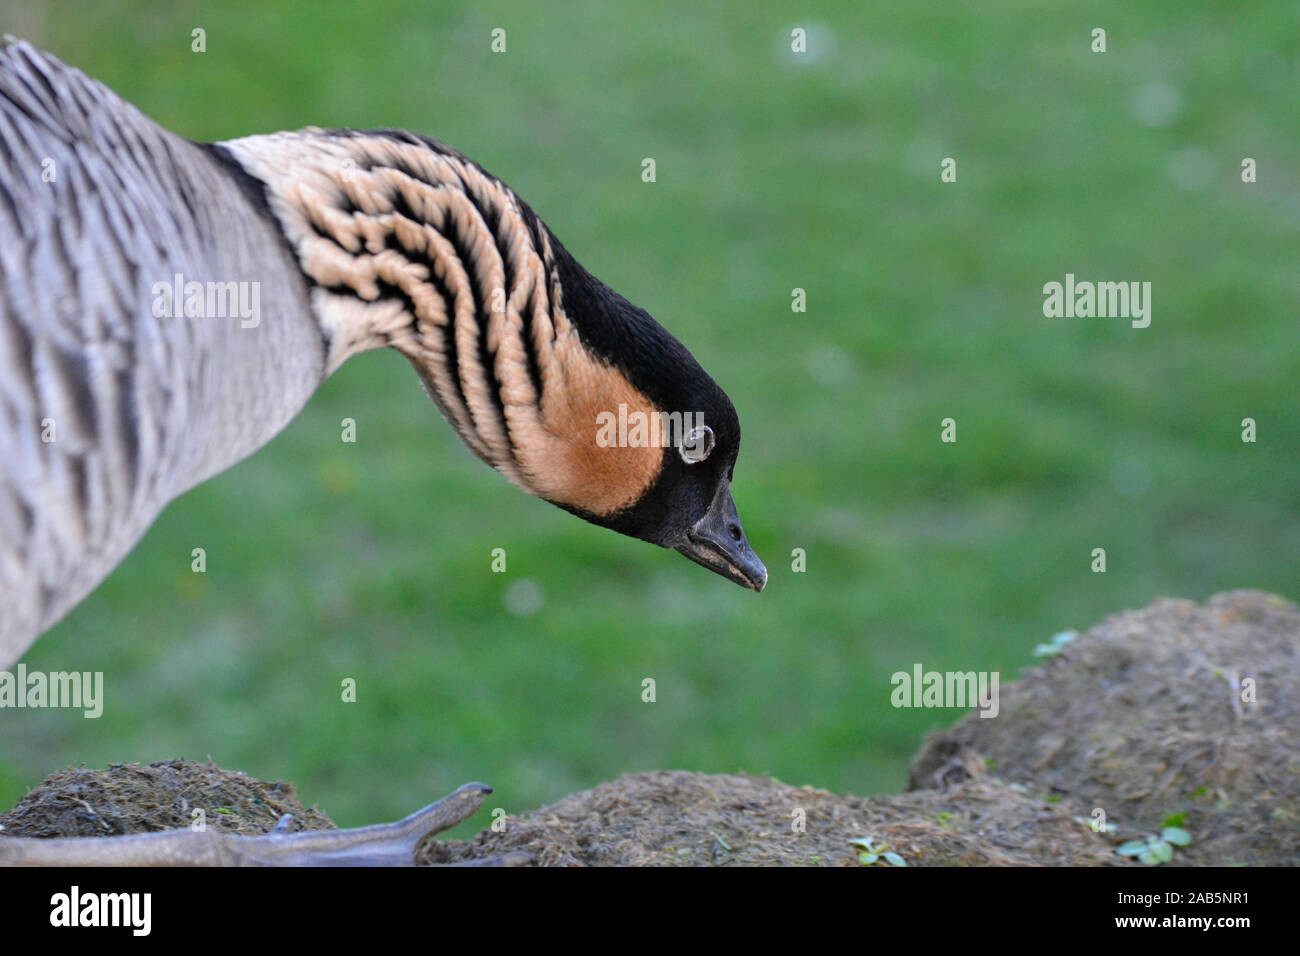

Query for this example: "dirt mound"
[910,590,1300,866]
[421,770,1116,865]
[2,591,1295,865]
[0,759,333,839]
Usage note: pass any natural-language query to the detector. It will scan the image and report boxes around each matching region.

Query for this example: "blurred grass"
[1,0,1297,833]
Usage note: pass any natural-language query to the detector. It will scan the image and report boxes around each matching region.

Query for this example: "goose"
[0,39,765,864]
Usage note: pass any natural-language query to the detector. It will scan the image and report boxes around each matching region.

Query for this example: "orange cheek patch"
[516,334,662,517]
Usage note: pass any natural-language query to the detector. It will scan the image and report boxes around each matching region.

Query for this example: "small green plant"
[1034,630,1078,657]
[1117,827,1192,865]
[849,836,906,867]
[1074,814,1116,833]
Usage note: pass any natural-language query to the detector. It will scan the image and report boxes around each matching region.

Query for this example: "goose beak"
[675,483,767,591]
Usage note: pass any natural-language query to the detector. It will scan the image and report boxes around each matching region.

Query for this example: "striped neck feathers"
[219,128,666,518]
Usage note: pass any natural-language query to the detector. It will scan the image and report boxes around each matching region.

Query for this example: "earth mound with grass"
[0,758,333,839]
[909,590,1298,866]
[2,591,1295,865]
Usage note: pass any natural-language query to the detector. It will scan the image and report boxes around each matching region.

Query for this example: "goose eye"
[679,425,715,464]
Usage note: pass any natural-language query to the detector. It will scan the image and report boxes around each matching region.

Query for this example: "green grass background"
[2,0,1297,832]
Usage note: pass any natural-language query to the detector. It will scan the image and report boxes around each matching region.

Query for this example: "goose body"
[0,40,765,670]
